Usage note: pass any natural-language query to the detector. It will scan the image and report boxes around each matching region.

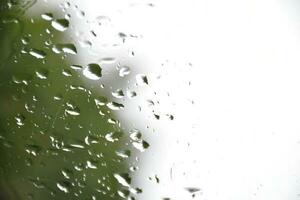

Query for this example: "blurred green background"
[0,1,128,199]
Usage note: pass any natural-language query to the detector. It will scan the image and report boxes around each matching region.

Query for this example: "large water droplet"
[83,63,102,80]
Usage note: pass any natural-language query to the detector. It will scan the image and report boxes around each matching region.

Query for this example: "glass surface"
[1,0,300,200]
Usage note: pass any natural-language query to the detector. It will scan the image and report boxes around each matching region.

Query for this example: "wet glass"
[1,0,300,200]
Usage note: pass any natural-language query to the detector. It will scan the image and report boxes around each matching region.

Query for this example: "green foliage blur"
[0,1,126,199]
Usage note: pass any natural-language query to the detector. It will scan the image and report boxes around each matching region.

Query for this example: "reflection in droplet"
[83,63,102,80]
[51,19,69,32]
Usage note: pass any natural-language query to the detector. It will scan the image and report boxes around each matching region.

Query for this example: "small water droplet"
[129,129,142,141]
[52,43,77,55]
[70,64,83,70]
[51,19,69,32]
[112,89,124,98]
[132,140,149,152]
[136,74,148,85]
[83,63,102,80]
[15,114,25,126]
[127,91,137,98]
[119,66,130,77]
[99,57,116,64]
[29,49,46,59]
[62,69,72,77]
[105,131,123,142]
[86,160,98,169]
[61,169,73,179]
[35,69,49,79]
[57,181,70,193]
[116,150,131,158]
[65,103,80,116]
[94,96,107,106]
[106,102,124,111]
[25,144,41,156]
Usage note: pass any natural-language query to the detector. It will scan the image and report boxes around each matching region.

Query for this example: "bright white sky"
[31,0,300,199]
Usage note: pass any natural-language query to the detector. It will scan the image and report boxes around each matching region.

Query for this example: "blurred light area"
[27,0,300,199]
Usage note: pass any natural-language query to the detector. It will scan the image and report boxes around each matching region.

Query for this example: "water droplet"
[136,74,148,85]
[61,169,73,179]
[86,160,98,169]
[132,140,149,152]
[127,91,137,98]
[35,69,49,79]
[62,44,77,54]
[114,173,131,187]
[185,187,201,193]
[25,144,41,156]
[65,103,80,116]
[15,114,25,126]
[29,49,46,59]
[57,181,70,193]
[94,96,107,106]
[41,13,53,21]
[116,150,131,158]
[99,57,116,64]
[166,114,174,120]
[129,129,142,141]
[83,63,102,80]
[51,19,69,31]
[70,64,83,70]
[112,89,124,98]
[53,43,77,55]
[106,102,124,111]
[119,66,131,77]
[62,69,72,77]
[105,131,123,142]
